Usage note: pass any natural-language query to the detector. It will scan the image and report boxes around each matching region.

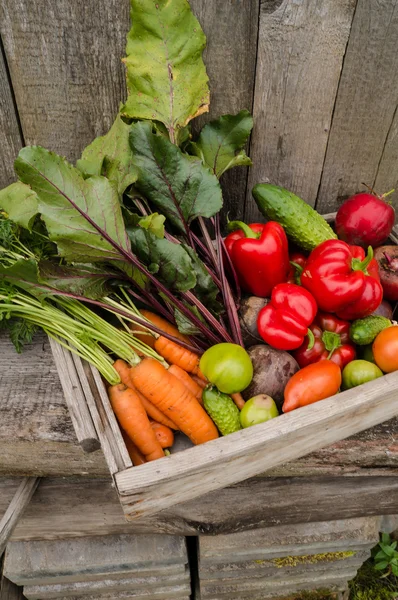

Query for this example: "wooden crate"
[50,215,398,522]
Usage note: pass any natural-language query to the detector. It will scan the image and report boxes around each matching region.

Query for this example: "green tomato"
[342,359,383,390]
[199,343,253,394]
[240,395,279,428]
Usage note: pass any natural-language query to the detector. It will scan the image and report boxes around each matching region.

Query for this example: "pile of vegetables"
[0,0,397,466]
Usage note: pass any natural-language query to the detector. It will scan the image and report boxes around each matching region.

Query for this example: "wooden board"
[4,535,188,586]
[115,370,398,519]
[2,476,398,538]
[0,0,260,221]
[374,105,398,201]
[0,41,22,189]
[48,339,100,454]
[245,0,356,221]
[316,0,398,212]
[190,0,260,221]
[0,333,107,477]
[0,478,39,557]
[0,0,129,164]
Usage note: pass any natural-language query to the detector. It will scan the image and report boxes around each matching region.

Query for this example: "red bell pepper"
[336,246,382,320]
[301,240,383,318]
[287,251,307,284]
[225,221,290,298]
[293,312,356,369]
[257,283,317,350]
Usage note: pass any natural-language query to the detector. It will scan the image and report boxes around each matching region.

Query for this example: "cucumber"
[202,385,241,436]
[252,184,337,251]
[349,316,391,346]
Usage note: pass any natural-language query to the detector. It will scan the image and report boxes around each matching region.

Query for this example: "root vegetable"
[239,296,269,346]
[374,246,398,302]
[242,345,300,410]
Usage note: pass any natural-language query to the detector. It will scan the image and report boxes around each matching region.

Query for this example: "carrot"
[150,421,174,449]
[130,358,219,445]
[154,336,202,377]
[141,310,191,344]
[113,358,133,387]
[134,388,179,431]
[108,383,165,461]
[192,375,207,389]
[168,364,204,404]
[130,310,190,349]
[231,392,245,410]
[113,359,179,429]
[122,431,146,466]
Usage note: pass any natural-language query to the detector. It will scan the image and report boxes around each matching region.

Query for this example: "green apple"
[240,394,279,428]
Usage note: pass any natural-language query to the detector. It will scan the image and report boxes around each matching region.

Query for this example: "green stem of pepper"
[227,220,259,239]
[351,246,374,273]
[307,328,315,351]
[322,330,341,359]
[290,261,303,285]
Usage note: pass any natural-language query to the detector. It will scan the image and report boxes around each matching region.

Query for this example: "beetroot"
[374,245,398,301]
[335,192,395,248]
[372,299,394,319]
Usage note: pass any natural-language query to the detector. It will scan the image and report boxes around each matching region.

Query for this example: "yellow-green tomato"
[341,359,383,390]
[199,343,253,394]
[240,394,279,428]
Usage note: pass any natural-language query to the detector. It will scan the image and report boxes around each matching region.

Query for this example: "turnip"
[335,191,395,248]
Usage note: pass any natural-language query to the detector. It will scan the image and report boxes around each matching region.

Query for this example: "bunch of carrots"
[108,310,219,466]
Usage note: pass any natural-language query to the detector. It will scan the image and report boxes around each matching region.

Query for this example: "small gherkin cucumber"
[349,315,391,346]
[202,385,242,436]
[252,184,337,251]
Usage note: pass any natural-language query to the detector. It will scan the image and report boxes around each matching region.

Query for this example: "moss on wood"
[272,551,355,568]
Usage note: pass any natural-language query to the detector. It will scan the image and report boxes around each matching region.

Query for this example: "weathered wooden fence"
[1,0,398,221]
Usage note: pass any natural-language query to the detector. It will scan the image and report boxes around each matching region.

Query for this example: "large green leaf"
[14,147,131,264]
[0,182,39,230]
[0,258,50,299]
[129,122,222,234]
[189,110,253,178]
[122,0,209,145]
[76,115,138,197]
[38,261,113,299]
[127,225,196,292]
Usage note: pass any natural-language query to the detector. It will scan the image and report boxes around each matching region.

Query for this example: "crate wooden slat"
[49,339,100,454]
[50,213,398,521]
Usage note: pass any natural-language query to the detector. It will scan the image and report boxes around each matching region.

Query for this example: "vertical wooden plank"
[0,40,22,189]
[316,0,398,213]
[0,478,40,558]
[245,0,356,222]
[190,0,260,220]
[374,106,398,206]
[48,338,100,454]
[0,1,130,164]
